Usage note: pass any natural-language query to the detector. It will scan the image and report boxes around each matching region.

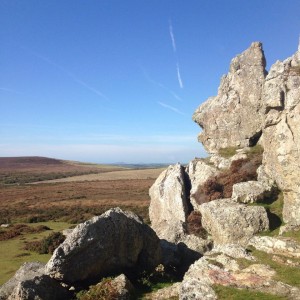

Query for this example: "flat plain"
[0,157,164,284]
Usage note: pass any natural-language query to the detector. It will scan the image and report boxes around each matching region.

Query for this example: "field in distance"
[0,156,166,284]
[0,156,166,223]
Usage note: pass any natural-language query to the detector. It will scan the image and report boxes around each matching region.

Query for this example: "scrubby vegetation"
[24,231,65,254]
[76,278,120,300]
[186,211,207,239]
[0,170,100,185]
[0,224,50,241]
[194,151,262,205]
[218,146,238,158]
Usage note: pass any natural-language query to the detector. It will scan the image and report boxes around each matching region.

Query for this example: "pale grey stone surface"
[186,159,219,211]
[262,48,300,225]
[46,208,161,283]
[149,163,189,242]
[0,262,69,300]
[199,199,269,245]
[193,42,267,154]
[232,180,272,203]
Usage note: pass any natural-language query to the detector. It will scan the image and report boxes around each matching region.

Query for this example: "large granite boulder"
[198,199,269,245]
[193,42,267,153]
[0,262,69,300]
[262,46,300,225]
[45,208,162,283]
[149,163,190,242]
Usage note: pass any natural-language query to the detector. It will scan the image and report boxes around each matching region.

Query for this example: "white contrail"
[176,63,184,89]
[140,65,183,101]
[0,87,20,94]
[168,20,184,89]
[169,20,176,53]
[21,46,109,100]
[157,101,185,116]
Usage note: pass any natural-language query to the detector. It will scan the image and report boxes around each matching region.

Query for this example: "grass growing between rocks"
[213,285,286,300]
[218,147,238,158]
[253,191,284,235]
[281,229,300,243]
[0,221,71,285]
[247,246,300,288]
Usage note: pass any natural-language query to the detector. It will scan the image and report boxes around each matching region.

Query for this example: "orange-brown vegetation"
[193,154,262,205]
[0,157,160,224]
[0,224,50,241]
[0,156,125,184]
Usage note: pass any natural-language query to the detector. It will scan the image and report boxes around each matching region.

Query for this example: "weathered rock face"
[180,256,300,300]
[199,199,269,245]
[231,180,272,204]
[262,48,300,225]
[0,262,69,300]
[249,236,300,258]
[186,159,219,211]
[193,42,267,153]
[149,163,190,242]
[46,208,161,283]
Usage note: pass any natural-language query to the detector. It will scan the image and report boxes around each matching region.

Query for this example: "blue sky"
[1,0,300,163]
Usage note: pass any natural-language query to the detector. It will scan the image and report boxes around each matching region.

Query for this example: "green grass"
[281,229,300,243]
[247,246,300,288]
[214,285,286,300]
[0,221,71,285]
[252,191,284,235]
[218,147,238,158]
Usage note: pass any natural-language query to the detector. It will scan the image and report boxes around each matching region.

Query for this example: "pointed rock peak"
[193,42,267,154]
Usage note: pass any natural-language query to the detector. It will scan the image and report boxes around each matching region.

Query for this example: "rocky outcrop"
[149,163,189,242]
[180,256,300,300]
[193,42,267,154]
[199,199,269,245]
[249,236,300,258]
[46,208,161,283]
[262,47,300,225]
[0,262,69,300]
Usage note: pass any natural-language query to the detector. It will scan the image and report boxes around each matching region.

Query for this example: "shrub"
[76,278,119,300]
[0,224,50,241]
[24,231,65,254]
[193,151,262,205]
[186,211,207,239]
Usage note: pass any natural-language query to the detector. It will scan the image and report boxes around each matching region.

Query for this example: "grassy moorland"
[0,157,165,285]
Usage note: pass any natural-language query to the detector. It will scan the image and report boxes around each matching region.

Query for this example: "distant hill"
[0,156,126,185]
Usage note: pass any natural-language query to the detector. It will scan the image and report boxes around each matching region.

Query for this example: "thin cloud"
[176,63,184,89]
[157,101,185,116]
[21,46,109,101]
[140,65,182,101]
[169,20,177,53]
[168,20,184,89]
[0,87,20,94]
